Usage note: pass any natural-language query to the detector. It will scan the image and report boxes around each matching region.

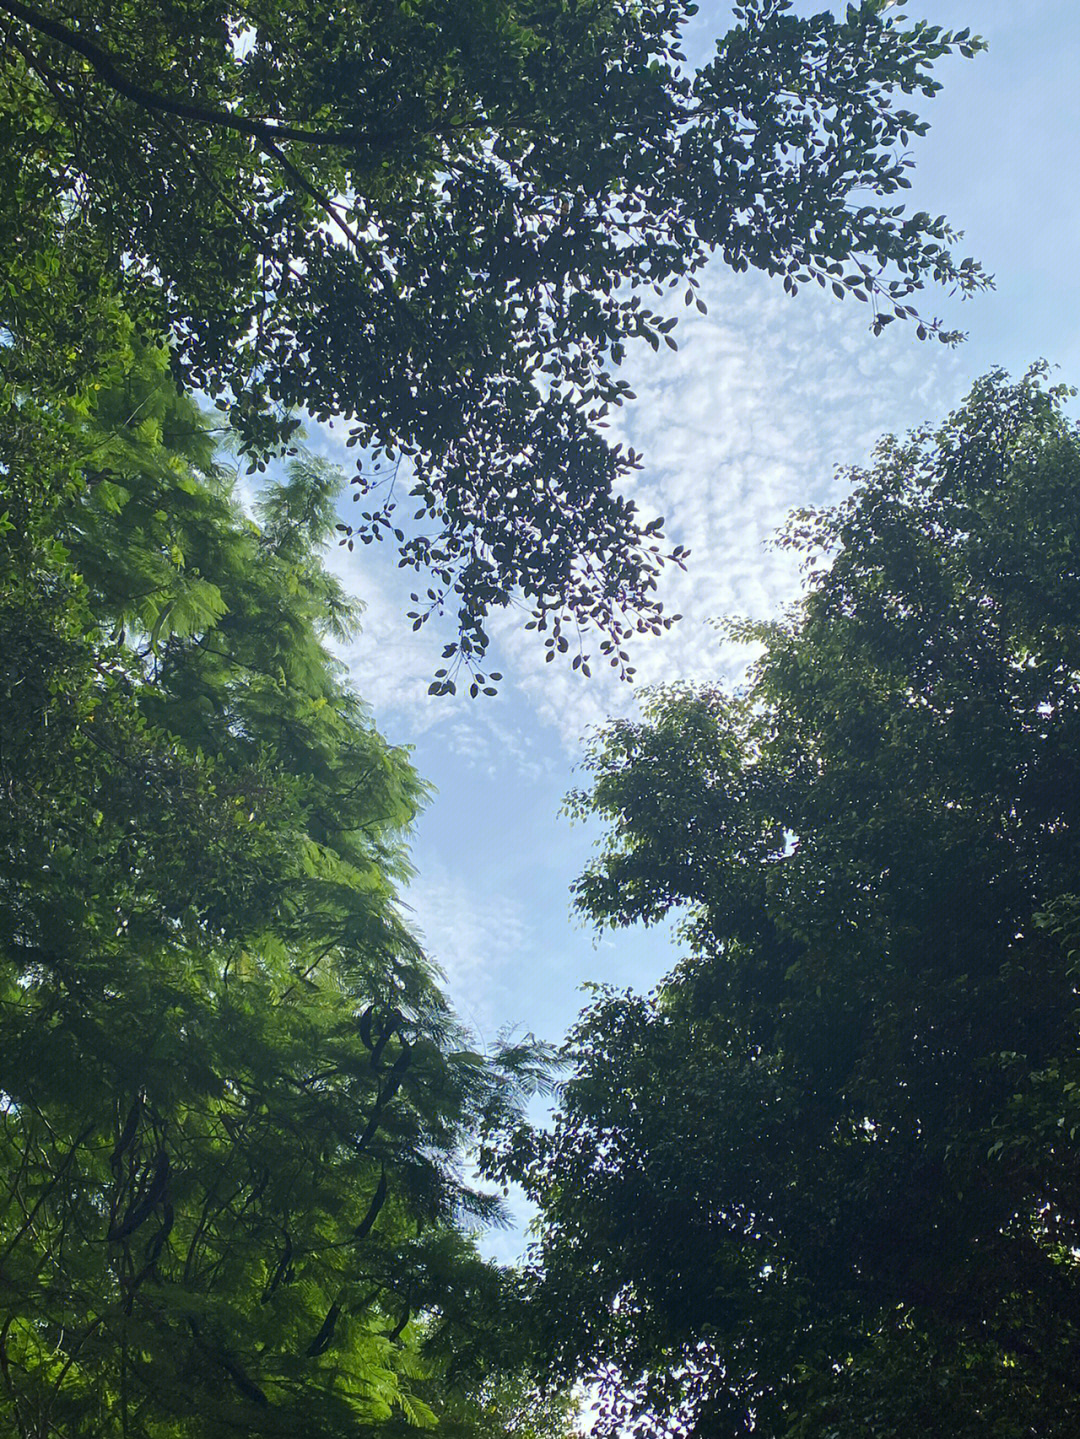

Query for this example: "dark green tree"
[0,347,554,1437]
[0,0,986,677]
[492,367,1080,1438]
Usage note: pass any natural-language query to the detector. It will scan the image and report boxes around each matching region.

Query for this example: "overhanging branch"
[0,0,426,152]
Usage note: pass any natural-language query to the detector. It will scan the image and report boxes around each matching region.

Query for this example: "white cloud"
[494,267,968,746]
[310,258,970,757]
[400,859,533,1041]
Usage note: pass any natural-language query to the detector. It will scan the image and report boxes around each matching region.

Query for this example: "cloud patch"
[313,252,969,753]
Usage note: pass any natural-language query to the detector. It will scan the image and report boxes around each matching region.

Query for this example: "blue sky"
[314,0,1079,1256]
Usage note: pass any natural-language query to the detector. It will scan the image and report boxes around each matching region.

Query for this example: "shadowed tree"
[490,367,1080,1439]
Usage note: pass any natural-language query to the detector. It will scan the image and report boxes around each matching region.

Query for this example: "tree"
[0,0,986,678]
[490,367,1080,1438]
[0,347,555,1437]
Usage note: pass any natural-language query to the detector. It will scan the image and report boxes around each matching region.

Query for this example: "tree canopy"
[490,368,1080,1438]
[0,346,564,1437]
[0,0,986,677]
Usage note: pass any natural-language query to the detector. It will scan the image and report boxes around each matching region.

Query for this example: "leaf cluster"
[1,0,988,678]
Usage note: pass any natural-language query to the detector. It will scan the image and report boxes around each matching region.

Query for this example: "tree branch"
[0,0,423,152]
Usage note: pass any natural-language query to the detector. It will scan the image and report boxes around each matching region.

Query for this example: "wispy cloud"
[317,265,966,756]
[400,858,533,1040]
[490,268,967,745]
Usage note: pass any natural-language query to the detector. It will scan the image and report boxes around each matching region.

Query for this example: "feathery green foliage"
[0,347,556,1437]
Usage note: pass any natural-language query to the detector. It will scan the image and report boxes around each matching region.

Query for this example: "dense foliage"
[0,0,986,677]
[492,369,1080,1438]
[0,350,564,1438]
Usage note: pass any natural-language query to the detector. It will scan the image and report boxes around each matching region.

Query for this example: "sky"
[312,0,1080,1259]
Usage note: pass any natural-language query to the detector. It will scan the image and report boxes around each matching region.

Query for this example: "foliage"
[491,368,1080,1438]
[0,0,987,679]
[397,1364,581,1439]
[0,347,556,1437]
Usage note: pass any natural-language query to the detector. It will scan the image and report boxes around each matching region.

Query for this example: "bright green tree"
[0,347,556,1438]
[491,368,1080,1438]
[0,0,986,677]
